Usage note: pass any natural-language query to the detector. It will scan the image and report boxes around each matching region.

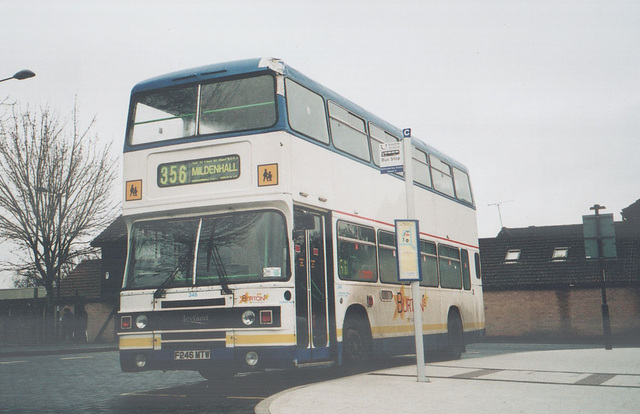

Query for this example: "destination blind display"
[157,154,240,187]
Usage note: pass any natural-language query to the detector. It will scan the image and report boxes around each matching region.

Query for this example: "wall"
[86,302,117,342]
[484,287,640,343]
[0,300,50,344]
[60,301,117,343]
[0,300,117,344]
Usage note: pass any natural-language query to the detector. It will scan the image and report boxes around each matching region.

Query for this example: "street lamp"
[0,69,36,83]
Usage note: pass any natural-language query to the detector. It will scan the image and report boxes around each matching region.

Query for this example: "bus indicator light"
[260,310,273,325]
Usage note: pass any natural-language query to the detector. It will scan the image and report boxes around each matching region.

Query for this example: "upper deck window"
[130,86,199,145]
[199,75,276,135]
[430,154,455,198]
[369,123,399,166]
[328,102,370,162]
[128,74,277,146]
[285,79,330,144]
[453,167,473,204]
[412,147,432,188]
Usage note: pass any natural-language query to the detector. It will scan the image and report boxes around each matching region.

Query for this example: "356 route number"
[159,164,187,186]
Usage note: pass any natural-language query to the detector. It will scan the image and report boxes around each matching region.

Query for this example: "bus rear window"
[128,75,277,146]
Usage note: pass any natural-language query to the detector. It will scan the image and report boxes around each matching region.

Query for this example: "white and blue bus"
[118,58,484,379]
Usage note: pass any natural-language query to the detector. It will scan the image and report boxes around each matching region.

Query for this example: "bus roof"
[131,57,268,94]
[130,57,469,173]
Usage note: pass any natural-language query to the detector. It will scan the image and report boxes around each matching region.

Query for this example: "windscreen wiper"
[207,243,232,295]
[154,258,188,299]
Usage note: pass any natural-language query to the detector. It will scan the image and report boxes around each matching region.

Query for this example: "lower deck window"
[439,245,462,289]
[420,241,439,287]
[337,222,378,282]
[378,231,398,284]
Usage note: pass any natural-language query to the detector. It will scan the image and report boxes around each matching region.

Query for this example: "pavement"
[255,346,640,414]
[2,342,638,413]
[0,341,117,358]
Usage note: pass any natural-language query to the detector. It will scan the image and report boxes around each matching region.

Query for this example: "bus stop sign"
[379,142,403,174]
[395,219,422,281]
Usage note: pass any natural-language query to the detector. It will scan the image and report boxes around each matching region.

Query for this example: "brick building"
[0,216,127,344]
[479,202,640,343]
[57,259,118,342]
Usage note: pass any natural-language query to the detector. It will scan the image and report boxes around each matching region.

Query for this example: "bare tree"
[0,102,118,297]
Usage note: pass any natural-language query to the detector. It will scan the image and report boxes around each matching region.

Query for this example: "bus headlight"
[134,354,147,368]
[135,315,148,329]
[245,351,259,366]
[241,310,256,326]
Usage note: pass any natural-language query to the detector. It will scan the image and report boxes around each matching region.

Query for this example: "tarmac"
[2,342,638,413]
[255,345,640,414]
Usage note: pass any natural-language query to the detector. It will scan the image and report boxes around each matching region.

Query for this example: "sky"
[1,0,639,285]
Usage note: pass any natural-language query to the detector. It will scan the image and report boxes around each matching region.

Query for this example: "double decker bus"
[118,58,484,379]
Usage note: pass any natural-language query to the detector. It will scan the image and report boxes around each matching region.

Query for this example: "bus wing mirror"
[294,213,315,231]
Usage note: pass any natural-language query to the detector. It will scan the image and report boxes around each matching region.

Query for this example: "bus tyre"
[446,311,465,360]
[343,317,370,364]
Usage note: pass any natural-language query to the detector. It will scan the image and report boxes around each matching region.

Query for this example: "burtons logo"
[183,314,209,325]
[393,285,428,321]
[239,293,269,304]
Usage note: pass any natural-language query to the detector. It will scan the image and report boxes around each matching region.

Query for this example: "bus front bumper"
[119,345,297,373]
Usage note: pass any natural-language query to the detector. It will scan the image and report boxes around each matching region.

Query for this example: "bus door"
[294,208,330,362]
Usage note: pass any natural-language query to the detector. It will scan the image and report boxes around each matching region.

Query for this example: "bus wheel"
[343,317,370,364]
[446,311,465,360]
[198,368,236,381]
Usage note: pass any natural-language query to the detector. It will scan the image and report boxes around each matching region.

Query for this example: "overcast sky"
[2,0,639,285]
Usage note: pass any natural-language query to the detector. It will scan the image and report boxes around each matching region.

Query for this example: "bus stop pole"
[403,135,428,383]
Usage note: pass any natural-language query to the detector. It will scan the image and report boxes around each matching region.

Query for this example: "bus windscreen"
[124,211,289,289]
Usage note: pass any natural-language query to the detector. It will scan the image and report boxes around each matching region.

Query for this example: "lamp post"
[583,204,615,350]
[590,204,613,350]
[0,69,36,83]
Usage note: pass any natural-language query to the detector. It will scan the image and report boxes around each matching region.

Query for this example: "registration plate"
[174,350,211,360]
